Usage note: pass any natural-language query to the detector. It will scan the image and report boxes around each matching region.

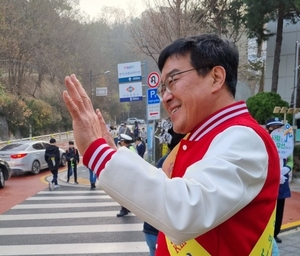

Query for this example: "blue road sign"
[147,89,160,104]
[118,76,142,84]
[120,96,143,102]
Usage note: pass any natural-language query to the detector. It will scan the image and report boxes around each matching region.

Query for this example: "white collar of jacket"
[188,101,249,142]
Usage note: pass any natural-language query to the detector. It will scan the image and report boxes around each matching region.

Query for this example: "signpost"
[95,87,108,96]
[147,71,160,88]
[117,61,143,102]
[147,72,161,121]
[147,88,160,120]
[119,82,143,102]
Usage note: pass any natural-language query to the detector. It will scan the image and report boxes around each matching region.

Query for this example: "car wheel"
[60,153,67,167]
[31,160,41,175]
[0,170,5,188]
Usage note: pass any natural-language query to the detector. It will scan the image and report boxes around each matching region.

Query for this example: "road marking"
[0,242,148,255]
[26,195,112,200]
[37,190,106,195]
[1,223,143,235]
[0,211,132,220]
[12,202,120,209]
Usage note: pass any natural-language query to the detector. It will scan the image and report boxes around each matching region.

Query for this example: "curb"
[281,221,300,233]
[58,170,91,187]
[42,165,91,187]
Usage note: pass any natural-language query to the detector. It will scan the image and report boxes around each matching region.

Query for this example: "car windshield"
[0,143,29,151]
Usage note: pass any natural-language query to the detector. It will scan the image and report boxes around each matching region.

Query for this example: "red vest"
[156,105,279,255]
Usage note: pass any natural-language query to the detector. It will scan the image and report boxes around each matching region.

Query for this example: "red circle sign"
[147,72,161,88]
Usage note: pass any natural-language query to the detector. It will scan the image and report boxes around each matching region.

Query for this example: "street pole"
[90,70,93,106]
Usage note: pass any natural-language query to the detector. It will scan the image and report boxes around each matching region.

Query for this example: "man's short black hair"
[135,137,142,141]
[50,138,56,144]
[69,141,74,145]
[158,33,239,97]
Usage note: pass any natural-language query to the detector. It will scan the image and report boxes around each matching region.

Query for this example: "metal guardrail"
[0,131,74,149]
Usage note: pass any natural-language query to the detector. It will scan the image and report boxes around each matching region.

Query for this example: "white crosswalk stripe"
[0,188,149,255]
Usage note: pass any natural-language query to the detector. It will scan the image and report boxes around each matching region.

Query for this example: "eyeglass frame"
[158,66,212,100]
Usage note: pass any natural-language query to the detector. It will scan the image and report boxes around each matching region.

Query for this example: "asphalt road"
[0,180,149,255]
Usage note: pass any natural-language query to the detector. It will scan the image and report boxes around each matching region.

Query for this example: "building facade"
[265,20,300,104]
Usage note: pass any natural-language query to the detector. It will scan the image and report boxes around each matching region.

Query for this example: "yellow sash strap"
[163,135,276,255]
[162,134,189,178]
[165,208,275,256]
[249,207,276,256]
[166,237,210,256]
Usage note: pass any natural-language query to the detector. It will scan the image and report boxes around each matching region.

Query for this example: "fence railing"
[0,131,74,149]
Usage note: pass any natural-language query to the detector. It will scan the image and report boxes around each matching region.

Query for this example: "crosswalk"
[0,189,149,255]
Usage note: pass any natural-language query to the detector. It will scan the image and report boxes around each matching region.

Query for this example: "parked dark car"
[0,158,11,188]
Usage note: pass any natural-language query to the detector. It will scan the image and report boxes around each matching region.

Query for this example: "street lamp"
[90,70,110,105]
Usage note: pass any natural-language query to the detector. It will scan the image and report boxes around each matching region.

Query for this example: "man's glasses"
[158,66,211,100]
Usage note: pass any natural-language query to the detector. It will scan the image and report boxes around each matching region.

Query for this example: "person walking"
[63,33,280,255]
[45,138,60,191]
[88,167,97,190]
[66,141,80,184]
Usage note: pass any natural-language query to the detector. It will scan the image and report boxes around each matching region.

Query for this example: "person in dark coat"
[133,121,139,139]
[45,138,61,191]
[66,141,80,184]
[135,137,145,158]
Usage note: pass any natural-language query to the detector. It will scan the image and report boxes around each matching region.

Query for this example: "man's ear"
[210,66,226,93]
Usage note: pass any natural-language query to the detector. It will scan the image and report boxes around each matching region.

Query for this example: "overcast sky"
[79,0,147,18]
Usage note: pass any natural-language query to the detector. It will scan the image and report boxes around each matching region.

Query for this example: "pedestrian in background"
[266,117,293,244]
[110,126,118,146]
[45,138,60,191]
[135,136,145,158]
[66,141,80,184]
[116,134,136,217]
[133,121,139,139]
[123,122,133,137]
[140,127,147,143]
[118,123,125,138]
[89,167,97,190]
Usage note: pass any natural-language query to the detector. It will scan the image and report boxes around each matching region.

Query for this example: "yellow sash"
[163,135,275,255]
[165,208,275,255]
[161,134,189,178]
[249,208,275,256]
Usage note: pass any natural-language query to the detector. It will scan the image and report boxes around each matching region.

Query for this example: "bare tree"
[129,0,246,64]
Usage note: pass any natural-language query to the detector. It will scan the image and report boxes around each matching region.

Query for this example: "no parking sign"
[147,72,160,88]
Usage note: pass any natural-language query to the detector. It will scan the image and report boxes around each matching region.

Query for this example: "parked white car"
[126,117,145,124]
[0,140,67,175]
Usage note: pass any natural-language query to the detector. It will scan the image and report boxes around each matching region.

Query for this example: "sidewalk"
[281,180,300,231]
